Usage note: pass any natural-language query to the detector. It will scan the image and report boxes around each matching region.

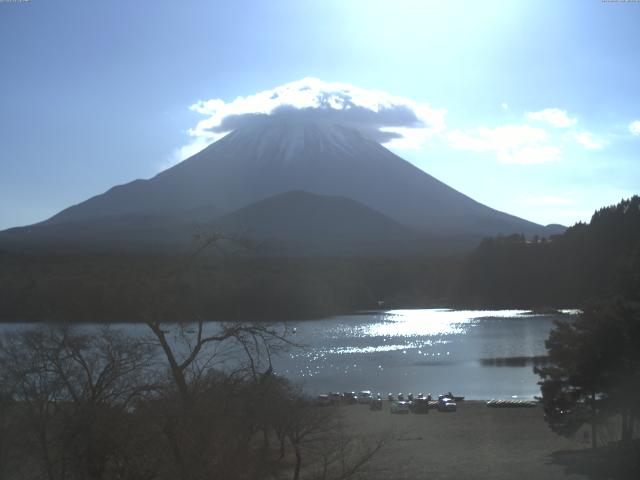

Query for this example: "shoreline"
[0,305,579,325]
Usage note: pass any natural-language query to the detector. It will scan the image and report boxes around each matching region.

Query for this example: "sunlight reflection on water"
[355,309,533,339]
[274,309,576,399]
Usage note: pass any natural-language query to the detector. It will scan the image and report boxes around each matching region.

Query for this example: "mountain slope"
[0,213,201,252]
[41,117,562,240]
[0,190,434,256]
[213,190,427,255]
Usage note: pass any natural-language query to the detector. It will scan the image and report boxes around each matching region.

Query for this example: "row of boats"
[317,390,464,413]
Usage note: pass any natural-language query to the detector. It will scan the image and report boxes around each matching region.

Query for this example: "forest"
[451,196,640,308]
[529,199,640,476]
[0,250,459,323]
[1,196,639,323]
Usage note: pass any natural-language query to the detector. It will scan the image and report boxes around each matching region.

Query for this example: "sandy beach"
[339,401,591,480]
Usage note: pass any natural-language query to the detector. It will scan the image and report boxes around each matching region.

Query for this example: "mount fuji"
[0,116,564,254]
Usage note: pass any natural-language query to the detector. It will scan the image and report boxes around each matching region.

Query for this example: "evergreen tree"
[536,300,640,447]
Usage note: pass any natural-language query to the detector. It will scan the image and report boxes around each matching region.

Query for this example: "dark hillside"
[0,250,460,323]
[450,196,640,307]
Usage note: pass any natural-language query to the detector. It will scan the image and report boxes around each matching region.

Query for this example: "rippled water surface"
[0,309,576,400]
[274,309,577,400]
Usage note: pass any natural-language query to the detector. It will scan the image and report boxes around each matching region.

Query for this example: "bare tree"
[137,231,391,480]
[0,371,18,480]
[278,396,386,480]
[145,319,293,405]
[0,326,156,480]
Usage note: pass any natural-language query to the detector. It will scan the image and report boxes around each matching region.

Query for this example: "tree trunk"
[591,391,597,449]
[146,322,190,405]
[163,417,191,480]
[621,409,633,444]
[293,445,302,480]
[38,424,56,480]
[278,432,286,460]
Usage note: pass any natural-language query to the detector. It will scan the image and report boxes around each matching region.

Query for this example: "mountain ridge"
[3,118,565,254]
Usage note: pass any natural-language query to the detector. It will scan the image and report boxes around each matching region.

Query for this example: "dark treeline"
[0,251,460,323]
[451,196,640,308]
[3,196,639,324]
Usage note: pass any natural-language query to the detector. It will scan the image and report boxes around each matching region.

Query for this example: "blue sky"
[1,0,639,230]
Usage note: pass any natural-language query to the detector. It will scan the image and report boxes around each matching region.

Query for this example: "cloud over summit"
[169,79,611,170]
[187,78,446,149]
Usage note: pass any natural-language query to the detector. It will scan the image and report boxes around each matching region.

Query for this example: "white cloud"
[501,102,509,111]
[526,108,577,128]
[446,125,560,164]
[570,131,606,150]
[447,125,547,151]
[177,77,447,161]
[504,145,561,165]
[629,120,640,135]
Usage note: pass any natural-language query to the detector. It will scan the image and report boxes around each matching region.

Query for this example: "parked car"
[370,395,383,410]
[358,390,373,404]
[390,400,410,414]
[397,393,405,401]
[317,394,331,407]
[443,391,465,402]
[410,397,430,414]
[342,392,358,405]
[437,395,457,412]
[387,392,395,402]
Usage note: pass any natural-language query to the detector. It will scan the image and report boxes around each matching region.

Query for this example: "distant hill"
[213,190,429,255]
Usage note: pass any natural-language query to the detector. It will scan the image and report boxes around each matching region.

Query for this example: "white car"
[437,396,457,412]
[390,400,410,414]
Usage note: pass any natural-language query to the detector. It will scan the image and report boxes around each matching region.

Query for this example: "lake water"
[0,309,577,400]
[275,309,577,400]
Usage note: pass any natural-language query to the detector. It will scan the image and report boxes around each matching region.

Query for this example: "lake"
[275,309,577,400]
[0,309,577,400]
